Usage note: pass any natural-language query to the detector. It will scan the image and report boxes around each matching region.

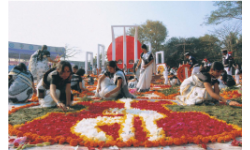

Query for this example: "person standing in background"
[221,49,234,75]
[28,45,58,84]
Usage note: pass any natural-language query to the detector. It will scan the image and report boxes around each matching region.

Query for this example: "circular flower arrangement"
[9,99,242,147]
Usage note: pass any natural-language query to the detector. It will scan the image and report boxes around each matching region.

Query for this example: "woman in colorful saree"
[135,44,155,92]
[95,61,136,100]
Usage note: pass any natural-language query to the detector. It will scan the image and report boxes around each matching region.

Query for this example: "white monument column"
[156,53,159,64]
[112,27,116,61]
[85,53,88,73]
[90,53,93,68]
[97,44,105,70]
[134,26,138,62]
[97,45,100,69]
[123,27,127,66]
[85,52,93,75]
[111,25,138,64]
[102,46,105,68]
[155,51,164,65]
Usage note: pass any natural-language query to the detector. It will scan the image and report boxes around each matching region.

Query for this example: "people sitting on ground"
[176,62,240,106]
[95,61,136,100]
[128,75,138,89]
[168,73,181,86]
[71,69,86,92]
[73,65,78,74]
[9,63,36,103]
[37,61,73,111]
[85,75,95,85]
[170,66,177,75]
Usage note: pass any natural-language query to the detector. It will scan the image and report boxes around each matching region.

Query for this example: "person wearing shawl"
[95,61,136,100]
[135,44,156,92]
[176,62,240,106]
[9,63,36,103]
[28,45,58,84]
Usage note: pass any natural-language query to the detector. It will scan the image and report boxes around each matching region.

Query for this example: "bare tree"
[211,23,241,52]
[63,44,82,60]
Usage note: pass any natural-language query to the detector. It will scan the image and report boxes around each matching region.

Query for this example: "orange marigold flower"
[187,137,193,143]
[132,140,140,147]
[66,137,72,143]
[79,141,85,146]
[59,138,66,144]
[217,137,224,143]
[159,139,167,146]
[201,137,209,144]
[116,141,125,147]
[35,137,44,143]
[173,138,182,145]
[70,139,78,146]
[98,141,105,147]
[16,131,23,137]
[144,141,153,147]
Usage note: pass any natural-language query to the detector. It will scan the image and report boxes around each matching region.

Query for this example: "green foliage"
[127,20,168,53]
[204,1,242,25]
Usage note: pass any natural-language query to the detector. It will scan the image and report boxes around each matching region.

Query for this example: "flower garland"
[9,100,242,148]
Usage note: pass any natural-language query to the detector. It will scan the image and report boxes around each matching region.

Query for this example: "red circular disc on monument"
[107,35,143,69]
[177,64,192,82]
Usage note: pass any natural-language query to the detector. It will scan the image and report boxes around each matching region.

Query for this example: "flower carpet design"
[9,99,242,148]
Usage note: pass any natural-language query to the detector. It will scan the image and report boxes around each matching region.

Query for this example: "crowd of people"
[8,44,242,110]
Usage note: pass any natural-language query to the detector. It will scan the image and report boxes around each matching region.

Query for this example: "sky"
[9,1,237,62]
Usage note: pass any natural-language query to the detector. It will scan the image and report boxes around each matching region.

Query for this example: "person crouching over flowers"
[95,61,136,100]
[176,62,240,106]
[37,61,73,111]
[9,63,36,103]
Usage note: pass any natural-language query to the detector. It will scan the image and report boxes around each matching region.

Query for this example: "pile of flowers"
[28,94,38,102]
[9,100,242,148]
[220,90,242,99]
